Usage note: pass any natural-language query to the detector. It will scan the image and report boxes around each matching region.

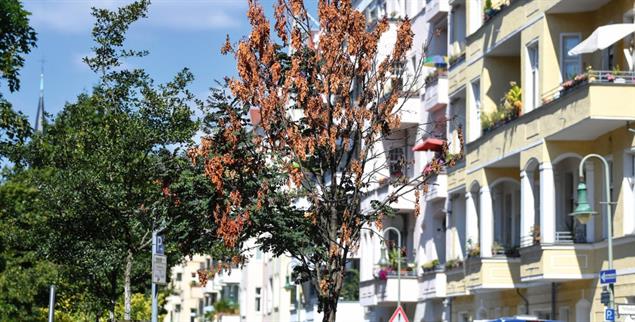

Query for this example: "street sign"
[152,254,167,285]
[605,308,615,321]
[389,305,409,322]
[600,269,617,284]
[155,235,165,255]
[601,290,611,305]
[618,304,635,316]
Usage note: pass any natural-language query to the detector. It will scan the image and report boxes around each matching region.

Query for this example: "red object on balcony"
[412,138,445,152]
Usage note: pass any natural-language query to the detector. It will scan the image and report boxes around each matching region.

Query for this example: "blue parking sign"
[155,235,164,255]
[605,308,615,321]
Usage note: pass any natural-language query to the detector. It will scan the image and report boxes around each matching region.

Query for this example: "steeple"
[35,71,45,133]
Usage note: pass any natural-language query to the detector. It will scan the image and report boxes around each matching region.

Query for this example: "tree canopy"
[194,1,461,322]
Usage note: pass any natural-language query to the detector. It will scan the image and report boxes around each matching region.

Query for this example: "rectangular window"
[176,273,182,281]
[561,34,581,80]
[388,147,405,178]
[190,308,196,322]
[469,79,481,142]
[255,287,261,312]
[526,42,539,111]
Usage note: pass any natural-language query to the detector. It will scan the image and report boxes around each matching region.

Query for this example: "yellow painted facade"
[442,0,635,321]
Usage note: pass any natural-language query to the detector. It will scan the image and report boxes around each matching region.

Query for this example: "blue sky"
[4,0,292,127]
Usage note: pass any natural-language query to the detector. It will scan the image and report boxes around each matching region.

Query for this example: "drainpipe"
[551,282,557,319]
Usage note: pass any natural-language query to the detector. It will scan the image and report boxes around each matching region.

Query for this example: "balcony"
[464,256,520,291]
[359,275,419,306]
[424,0,449,23]
[519,243,594,283]
[467,80,635,168]
[418,269,447,301]
[425,171,448,201]
[424,76,449,112]
[466,0,534,54]
[395,93,421,128]
[445,266,467,297]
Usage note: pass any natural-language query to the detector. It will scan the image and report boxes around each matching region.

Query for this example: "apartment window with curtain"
[561,34,581,80]
[526,42,539,112]
[469,79,481,142]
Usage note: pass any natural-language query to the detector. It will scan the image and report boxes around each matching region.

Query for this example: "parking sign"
[605,308,615,321]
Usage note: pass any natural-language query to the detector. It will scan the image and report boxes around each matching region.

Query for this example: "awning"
[568,23,635,56]
[412,138,445,152]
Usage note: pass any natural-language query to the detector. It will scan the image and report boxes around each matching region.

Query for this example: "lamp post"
[377,226,402,309]
[569,153,614,311]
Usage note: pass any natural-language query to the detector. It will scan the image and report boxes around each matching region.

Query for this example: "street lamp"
[569,153,614,311]
[376,226,402,309]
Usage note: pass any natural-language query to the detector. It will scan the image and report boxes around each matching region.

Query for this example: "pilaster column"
[465,191,479,253]
[540,162,556,244]
[480,186,493,257]
[520,170,536,246]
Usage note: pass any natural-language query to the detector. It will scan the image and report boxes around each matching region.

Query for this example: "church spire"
[35,70,45,133]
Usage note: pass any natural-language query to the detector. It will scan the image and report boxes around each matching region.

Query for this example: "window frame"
[560,33,582,81]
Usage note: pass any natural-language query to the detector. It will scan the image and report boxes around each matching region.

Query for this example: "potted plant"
[444,258,463,270]
[421,259,440,273]
[531,225,541,245]
[466,239,480,258]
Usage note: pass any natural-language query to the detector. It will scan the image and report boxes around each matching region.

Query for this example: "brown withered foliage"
[198,1,463,321]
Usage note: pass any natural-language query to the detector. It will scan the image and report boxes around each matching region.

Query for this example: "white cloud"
[25,0,247,33]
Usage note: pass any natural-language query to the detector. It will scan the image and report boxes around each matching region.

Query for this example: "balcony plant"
[448,52,466,68]
[481,81,522,133]
[425,68,447,86]
[466,239,480,258]
[483,0,511,22]
[421,259,440,273]
[531,225,541,245]
[444,258,463,270]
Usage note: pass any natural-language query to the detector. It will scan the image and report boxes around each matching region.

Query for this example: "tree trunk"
[321,268,344,322]
[108,308,115,322]
[124,249,134,321]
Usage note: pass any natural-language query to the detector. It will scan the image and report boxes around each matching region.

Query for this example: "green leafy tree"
[0,0,37,93]
[17,1,224,320]
[0,170,58,321]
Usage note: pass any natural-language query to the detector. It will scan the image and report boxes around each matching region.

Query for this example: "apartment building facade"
[163,255,241,322]
[356,0,635,322]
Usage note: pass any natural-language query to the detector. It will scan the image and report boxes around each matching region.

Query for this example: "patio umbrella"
[568,23,635,56]
[423,55,448,67]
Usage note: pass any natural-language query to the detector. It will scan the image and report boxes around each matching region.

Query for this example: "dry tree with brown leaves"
[195,1,464,321]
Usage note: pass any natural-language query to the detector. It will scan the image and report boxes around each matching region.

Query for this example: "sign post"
[151,231,166,322]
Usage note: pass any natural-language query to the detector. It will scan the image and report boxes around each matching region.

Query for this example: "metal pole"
[579,154,614,310]
[48,284,56,322]
[151,230,158,322]
[297,284,301,322]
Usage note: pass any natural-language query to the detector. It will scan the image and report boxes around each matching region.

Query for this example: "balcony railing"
[542,70,635,105]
